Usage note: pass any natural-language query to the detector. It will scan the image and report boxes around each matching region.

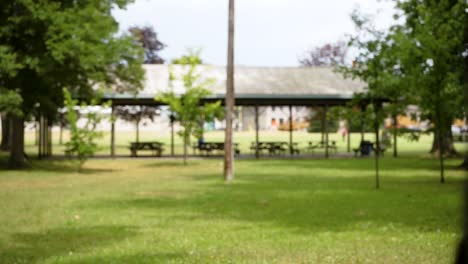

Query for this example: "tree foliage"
[63,89,109,171]
[129,26,165,64]
[156,50,224,164]
[0,0,145,167]
[341,0,467,156]
[114,105,160,142]
[299,41,348,67]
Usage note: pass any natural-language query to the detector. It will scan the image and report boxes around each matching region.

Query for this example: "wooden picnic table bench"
[193,142,240,156]
[307,141,337,153]
[129,141,164,157]
[353,141,385,157]
[251,141,292,155]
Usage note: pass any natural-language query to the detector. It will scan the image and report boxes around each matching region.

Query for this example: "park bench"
[307,141,337,153]
[129,141,164,157]
[193,142,240,156]
[251,141,290,156]
[353,141,385,157]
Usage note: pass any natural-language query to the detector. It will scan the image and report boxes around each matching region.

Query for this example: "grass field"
[0,145,466,263]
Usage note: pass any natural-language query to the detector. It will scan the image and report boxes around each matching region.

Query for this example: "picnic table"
[307,141,337,153]
[353,141,386,157]
[192,142,240,156]
[129,141,164,157]
[250,141,298,155]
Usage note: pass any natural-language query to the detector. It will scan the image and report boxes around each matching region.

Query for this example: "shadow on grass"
[249,157,463,172]
[32,161,117,174]
[141,160,201,168]
[0,225,138,264]
[88,166,464,235]
[61,253,186,264]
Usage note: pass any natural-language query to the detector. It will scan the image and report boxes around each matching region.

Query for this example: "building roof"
[105,64,367,106]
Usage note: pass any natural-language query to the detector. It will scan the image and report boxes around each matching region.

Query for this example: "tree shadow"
[31,161,116,174]
[0,225,138,264]
[252,157,463,172]
[60,252,186,264]
[141,160,201,168]
[88,168,464,236]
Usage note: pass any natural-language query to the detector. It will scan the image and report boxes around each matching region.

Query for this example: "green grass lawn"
[0,153,465,263]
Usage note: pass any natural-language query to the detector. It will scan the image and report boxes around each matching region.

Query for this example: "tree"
[224,0,235,182]
[129,26,165,64]
[114,106,160,143]
[299,41,348,67]
[393,0,466,158]
[0,0,144,168]
[0,90,22,151]
[63,89,108,171]
[157,50,224,165]
[343,1,467,182]
[393,0,467,182]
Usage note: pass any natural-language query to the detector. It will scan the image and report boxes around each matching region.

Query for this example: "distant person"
[341,127,348,142]
[198,136,205,148]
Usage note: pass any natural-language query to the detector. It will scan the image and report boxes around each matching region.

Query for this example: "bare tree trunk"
[0,114,10,151]
[183,135,187,165]
[392,114,398,158]
[460,157,468,170]
[430,128,458,156]
[9,116,26,169]
[224,0,235,182]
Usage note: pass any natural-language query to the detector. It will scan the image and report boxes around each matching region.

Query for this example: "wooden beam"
[255,105,259,159]
[324,105,329,159]
[110,105,116,158]
[289,105,293,155]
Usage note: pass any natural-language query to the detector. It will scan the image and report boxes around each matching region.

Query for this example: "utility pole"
[224,0,235,181]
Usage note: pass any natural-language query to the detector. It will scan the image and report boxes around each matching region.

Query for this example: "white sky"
[112,0,396,66]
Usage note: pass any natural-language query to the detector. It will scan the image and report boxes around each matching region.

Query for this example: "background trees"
[128,26,166,64]
[114,106,160,143]
[341,0,467,179]
[0,0,145,168]
[299,41,348,67]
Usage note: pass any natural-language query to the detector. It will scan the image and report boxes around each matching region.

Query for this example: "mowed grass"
[0,154,465,263]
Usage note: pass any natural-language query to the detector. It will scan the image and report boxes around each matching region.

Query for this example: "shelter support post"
[289,105,293,155]
[374,101,382,189]
[360,104,366,142]
[255,106,259,159]
[170,113,175,156]
[347,120,351,153]
[324,104,329,159]
[110,105,115,158]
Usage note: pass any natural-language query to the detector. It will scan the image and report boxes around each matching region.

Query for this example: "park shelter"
[102,64,368,158]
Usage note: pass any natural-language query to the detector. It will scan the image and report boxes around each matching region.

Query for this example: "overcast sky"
[112,0,396,66]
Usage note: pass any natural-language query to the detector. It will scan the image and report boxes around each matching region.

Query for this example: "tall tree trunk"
[460,157,468,170]
[392,114,398,158]
[458,15,468,171]
[430,128,458,156]
[223,0,235,182]
[9,116,26,169]
[183,134,187,165]
[0,114,10,151]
